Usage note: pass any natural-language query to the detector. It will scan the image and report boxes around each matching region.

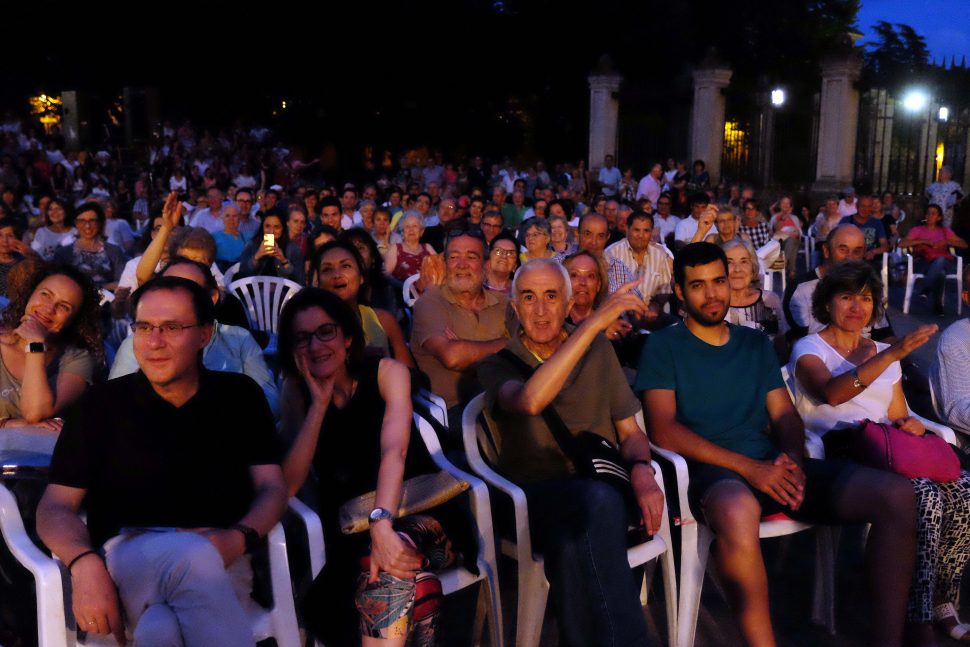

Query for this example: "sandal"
[934,602,970,641]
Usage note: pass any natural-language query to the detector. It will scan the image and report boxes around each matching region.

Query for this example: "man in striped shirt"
[605,212,674,322]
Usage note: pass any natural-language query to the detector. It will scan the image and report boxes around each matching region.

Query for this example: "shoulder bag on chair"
[497,349,638,512]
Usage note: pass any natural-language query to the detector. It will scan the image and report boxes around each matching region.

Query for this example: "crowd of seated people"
[5,118,970,645]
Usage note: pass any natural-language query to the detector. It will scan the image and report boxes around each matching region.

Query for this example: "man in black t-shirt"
[37,277,287,646]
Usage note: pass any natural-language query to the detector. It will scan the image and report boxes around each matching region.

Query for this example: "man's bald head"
[824,224,866,264]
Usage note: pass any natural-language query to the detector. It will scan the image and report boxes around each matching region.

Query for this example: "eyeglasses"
[131,321,202,336]
[491,248,517,258]
[293,323,338,349]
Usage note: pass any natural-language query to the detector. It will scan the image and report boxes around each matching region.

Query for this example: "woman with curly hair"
[0,263,102,430]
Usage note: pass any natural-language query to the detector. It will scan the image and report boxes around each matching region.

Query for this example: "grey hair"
[400,210,425,231]
[511,258,573,302]
[720,238,760,285]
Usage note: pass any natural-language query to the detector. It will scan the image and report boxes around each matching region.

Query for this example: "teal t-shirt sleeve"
[759,334,785,392]
[634,330,675,391]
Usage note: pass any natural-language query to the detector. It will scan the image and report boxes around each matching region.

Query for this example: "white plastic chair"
[292,408,504,647]
[413,410,504,647]
[901,247,963,315]
[402,273,421,307]
[228,276,303,354]
[650,438,833,647]
[803,225,817,272]
[763,254,787,293]
[222,261,241,287]
[0,482,301,647]
[461,394,677,647]
[415,388,449,430]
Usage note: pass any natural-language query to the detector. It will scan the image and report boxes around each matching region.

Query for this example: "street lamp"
[770,88,785,107]
[902,89,929,112]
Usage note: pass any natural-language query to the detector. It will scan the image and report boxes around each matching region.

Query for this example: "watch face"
[369,507,391,523]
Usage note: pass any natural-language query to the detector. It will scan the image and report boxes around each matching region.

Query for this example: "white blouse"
[788,333,901,436]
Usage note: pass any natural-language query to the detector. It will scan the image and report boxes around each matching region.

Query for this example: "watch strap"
[231,523,259,553]
[27,341,46,353]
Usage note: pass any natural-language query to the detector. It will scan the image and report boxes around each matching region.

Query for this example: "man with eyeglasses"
[38,276,287,647]
[109,258,279,417]
[233,188,260,240]
[411,230,509,431]
[480,210,506,246]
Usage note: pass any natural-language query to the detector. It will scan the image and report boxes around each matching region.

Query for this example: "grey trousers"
[103,529,256,647]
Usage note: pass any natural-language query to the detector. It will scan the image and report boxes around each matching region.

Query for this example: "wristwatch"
[851,368,867,389]
[231,523,260,554]
[26,342,46,354]
[368,507,394,525]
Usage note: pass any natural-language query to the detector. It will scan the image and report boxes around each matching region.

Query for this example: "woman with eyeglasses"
[484,232,518,293]
[518,217,556,264]
[53,202,125,291]
[278,289,462,646]
[30,198,76,262]
[0,263,101,430]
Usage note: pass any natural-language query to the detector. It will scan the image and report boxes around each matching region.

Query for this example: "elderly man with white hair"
[477,259,664,647]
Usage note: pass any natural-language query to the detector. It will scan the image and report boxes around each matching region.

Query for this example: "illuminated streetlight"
[770,88,785,107]
[902,89,929,112]
[939,106,950,121]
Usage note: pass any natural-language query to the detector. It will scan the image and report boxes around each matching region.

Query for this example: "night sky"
[858,0,970,64]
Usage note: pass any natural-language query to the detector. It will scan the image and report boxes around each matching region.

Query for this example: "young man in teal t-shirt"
[637,242,916,647]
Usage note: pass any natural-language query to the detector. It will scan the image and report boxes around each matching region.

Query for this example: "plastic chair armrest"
[288,497,325,578]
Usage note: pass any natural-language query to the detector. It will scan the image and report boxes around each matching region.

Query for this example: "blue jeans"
[103,530,255,647]
[521,479,652,647]
[915,257,957,304]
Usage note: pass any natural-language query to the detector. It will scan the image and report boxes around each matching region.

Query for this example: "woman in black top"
[278,289,461,646]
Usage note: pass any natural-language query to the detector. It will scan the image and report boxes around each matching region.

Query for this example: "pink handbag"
[853,420,960,482]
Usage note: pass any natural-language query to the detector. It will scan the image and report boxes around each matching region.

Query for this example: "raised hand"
[888,324,937,362]
[161,191,182,229]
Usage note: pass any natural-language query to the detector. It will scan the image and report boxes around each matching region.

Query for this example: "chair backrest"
[462,393,501,471]
[222,262,241,287]
[402,274,420,307]
[228,276,303,334]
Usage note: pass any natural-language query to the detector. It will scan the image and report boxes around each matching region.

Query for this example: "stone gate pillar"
[812,53,863,193]
[689,65,733,184]
[588,56,622,171]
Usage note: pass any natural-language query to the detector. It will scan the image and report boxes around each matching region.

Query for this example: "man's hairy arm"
[421,335,507,372]
[37,485,125,643]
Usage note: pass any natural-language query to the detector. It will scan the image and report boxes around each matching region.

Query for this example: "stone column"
[812,54,863,193]
[689,67,733,185]
[587,57,622,172]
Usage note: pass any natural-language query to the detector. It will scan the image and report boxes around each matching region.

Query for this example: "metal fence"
[854,89,970,197]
